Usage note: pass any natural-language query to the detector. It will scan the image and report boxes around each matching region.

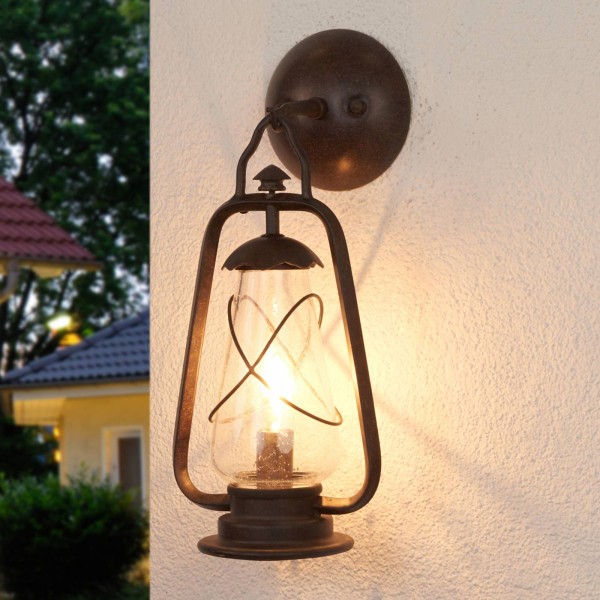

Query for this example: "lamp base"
[198,484,353,560]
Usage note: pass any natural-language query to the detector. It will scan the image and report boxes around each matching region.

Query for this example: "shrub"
[0,414,57,479]
[0,473,147,600]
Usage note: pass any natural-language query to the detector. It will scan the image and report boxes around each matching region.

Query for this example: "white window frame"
[101,426,146,506]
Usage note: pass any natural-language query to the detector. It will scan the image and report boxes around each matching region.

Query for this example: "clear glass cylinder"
[211,269,340,489]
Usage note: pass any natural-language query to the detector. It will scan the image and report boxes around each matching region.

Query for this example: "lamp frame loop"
[174,111,381,515]
[235,111,314,200]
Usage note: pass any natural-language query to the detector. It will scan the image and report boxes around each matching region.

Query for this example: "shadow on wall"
[320,188,400,371]
[376,397,592,591]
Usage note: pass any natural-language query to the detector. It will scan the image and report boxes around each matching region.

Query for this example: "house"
[0,176,100,303]
[0,311,149,505]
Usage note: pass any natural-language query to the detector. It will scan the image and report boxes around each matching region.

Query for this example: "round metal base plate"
[197,485,354,560]
[266,29,411,191]
[198,532,354,561]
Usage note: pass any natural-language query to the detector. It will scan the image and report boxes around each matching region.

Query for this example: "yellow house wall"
[59,393,149,503]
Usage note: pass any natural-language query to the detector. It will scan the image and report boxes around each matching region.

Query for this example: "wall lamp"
[174,29,411,560]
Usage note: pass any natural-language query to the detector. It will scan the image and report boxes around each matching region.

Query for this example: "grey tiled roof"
[1,310,149,388]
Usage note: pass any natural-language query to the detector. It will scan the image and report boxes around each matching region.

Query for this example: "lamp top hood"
[222,234,323,271]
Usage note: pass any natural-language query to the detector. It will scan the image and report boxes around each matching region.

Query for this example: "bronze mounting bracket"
[266,29,411,191]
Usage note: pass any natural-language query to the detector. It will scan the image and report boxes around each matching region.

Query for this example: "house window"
[102,427,145,508]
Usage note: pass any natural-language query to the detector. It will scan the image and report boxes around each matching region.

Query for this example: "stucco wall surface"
[151,1,600,598]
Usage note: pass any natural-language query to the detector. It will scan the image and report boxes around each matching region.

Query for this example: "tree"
[0,0,149,373]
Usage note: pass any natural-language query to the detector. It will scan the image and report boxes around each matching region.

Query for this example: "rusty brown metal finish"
[198,485,354,560]
[173,191,381,513]
[174,113,381,515]
[266,29,411,191]
[172,202,231,511]
[221,234,323,271]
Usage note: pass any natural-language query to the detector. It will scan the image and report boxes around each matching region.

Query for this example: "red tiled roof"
[0,177,99,269]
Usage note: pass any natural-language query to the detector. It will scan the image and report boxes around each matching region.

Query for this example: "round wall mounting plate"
[266,29,411,191]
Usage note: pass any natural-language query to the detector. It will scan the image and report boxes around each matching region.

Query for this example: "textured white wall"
[151,1,600,598]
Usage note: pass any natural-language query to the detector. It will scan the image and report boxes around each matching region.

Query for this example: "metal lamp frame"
[173,28,411,559]
[174,111,381,517]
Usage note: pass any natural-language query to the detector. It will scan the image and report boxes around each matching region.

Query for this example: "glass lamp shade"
[210,268,341,489]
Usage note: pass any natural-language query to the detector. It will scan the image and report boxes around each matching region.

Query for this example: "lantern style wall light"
[173,29,411,560]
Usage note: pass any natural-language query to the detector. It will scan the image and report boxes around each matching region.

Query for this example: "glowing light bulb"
[261,351,294,432]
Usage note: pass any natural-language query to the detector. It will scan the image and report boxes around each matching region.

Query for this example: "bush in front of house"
[0,414,57,479]
[0,473,147,600]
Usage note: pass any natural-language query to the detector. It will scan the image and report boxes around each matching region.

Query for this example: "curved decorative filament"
[208,292,343,427]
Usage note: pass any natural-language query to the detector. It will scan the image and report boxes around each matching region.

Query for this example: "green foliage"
[67,582,149,600]
[0,413,56,479]
[0,0,149,372]
[0,473,148,600]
